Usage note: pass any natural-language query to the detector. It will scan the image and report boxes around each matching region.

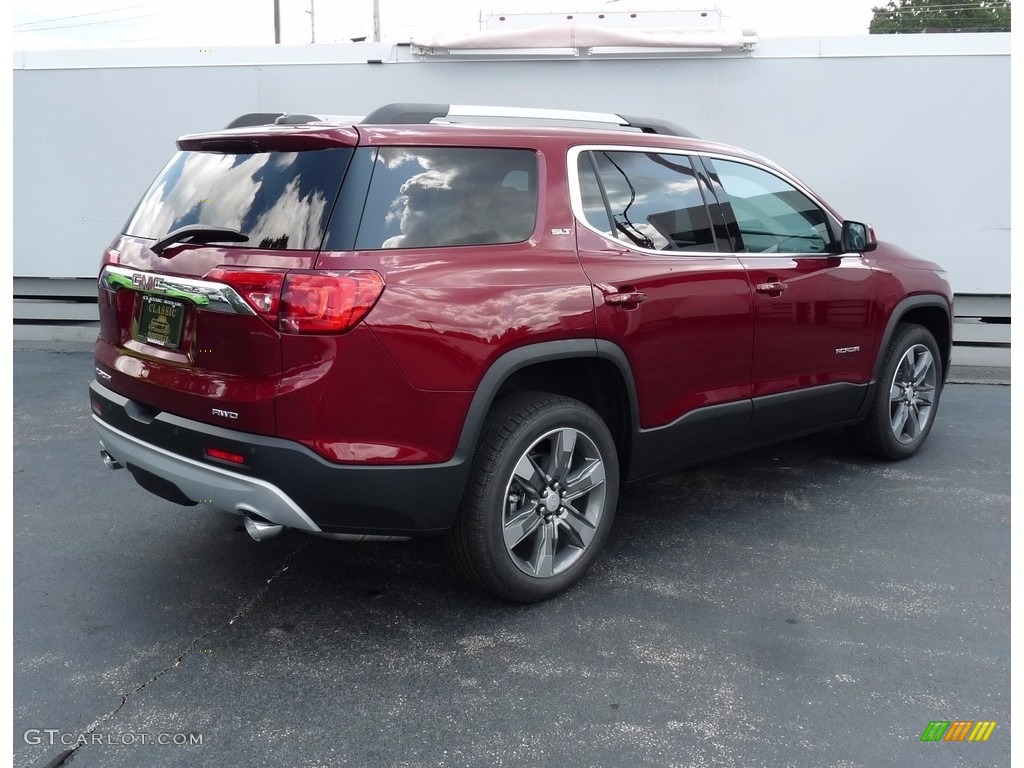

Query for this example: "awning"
[410,23,758,55]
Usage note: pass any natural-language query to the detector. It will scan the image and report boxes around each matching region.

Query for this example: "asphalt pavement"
[13,343,1010,768]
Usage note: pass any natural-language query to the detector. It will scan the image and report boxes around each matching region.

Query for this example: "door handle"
[755,281,788,295]
[605,291,647,306]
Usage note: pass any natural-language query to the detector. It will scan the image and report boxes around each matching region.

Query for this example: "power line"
[13,12,165,34]
[873,1,1010,7]
[14,3,166,28]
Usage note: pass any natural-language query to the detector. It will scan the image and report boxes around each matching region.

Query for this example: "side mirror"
[840,221,878,253]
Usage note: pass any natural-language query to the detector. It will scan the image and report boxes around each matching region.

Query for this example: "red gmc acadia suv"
[90,103,953,601]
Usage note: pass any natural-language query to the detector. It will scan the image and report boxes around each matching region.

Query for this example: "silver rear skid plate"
[95,417,410,542]
[94,416,322,533]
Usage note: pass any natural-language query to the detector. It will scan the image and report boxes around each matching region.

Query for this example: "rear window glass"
[580,150,715,252]
[354,147,538,249]
[124,148,351,250]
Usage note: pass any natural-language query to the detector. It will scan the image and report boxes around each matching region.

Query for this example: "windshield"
[124,148,352,250]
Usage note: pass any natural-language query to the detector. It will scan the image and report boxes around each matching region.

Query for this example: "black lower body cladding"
[89,381,470,536]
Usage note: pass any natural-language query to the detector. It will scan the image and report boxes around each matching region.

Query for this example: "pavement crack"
[36,539,308,768]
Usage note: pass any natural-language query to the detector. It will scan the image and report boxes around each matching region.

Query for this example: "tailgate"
[94,144,355,435]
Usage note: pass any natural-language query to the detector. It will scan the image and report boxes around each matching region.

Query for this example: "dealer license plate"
[136,294,186,349]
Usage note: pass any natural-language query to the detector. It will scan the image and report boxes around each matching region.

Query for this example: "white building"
[13,29,1010,360]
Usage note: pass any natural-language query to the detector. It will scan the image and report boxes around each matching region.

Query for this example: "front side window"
[125,148,352,250]
[354,147,538,249]
[578,150,715,253]
[711,159,832,254]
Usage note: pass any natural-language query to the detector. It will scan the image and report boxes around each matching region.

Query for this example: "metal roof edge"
[13,32,1009,70]
[12,42,399,70]
[752,32,1010,59]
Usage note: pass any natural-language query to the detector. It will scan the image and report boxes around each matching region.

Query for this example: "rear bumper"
[89,381,470,536]
[96,417,322,532]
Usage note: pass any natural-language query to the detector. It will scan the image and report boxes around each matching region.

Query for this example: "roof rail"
[361,103,696,138]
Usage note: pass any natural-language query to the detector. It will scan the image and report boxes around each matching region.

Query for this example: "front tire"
[851,323,943,460]
[447,393,619,602]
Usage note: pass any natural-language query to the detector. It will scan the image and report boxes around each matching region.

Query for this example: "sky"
[12,0,878,49]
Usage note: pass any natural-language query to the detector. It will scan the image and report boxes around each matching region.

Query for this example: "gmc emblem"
[132,273,166,291]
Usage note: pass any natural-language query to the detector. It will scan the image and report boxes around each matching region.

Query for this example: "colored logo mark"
[920,721,997,742]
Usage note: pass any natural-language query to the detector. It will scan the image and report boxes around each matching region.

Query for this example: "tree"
[869,0,1011,33]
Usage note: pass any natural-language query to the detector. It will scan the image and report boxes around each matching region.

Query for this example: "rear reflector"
[204,447,246,465]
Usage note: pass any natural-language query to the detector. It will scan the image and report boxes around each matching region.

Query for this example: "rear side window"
[710,159,831,254]
[125,148,352,250]
[578,150,715,252]
[354,147,538,249]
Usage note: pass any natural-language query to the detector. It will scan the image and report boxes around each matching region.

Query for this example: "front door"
[703,157,879,444]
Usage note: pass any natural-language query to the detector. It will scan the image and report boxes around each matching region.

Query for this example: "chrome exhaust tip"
[243,515,284,542]
[100,448,123,470]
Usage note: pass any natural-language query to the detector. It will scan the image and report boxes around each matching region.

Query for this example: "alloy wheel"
[501,427,607,578]
[888,343,937,444]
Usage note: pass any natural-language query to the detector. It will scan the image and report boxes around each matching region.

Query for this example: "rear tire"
[850,323,942,460]
[447,392,619,602]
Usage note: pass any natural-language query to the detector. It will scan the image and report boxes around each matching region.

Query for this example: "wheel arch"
[856,294,952,420]
[454,339,640,474]
[875,295,953,384]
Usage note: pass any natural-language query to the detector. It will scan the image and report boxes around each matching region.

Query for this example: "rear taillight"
[205,267,287,327]
[204,267,384,334]
[281,271,385,334]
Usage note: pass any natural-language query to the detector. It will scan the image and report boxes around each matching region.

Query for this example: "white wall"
[13,34,1010,295]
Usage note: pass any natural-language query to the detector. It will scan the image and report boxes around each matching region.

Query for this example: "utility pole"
[373,0,381,42]
[307,0,316,43]
[273,0,280,43]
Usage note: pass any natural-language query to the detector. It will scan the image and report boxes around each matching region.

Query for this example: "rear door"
[571,147,754,479]
[95,139,355,435]
[700,156,879,444]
